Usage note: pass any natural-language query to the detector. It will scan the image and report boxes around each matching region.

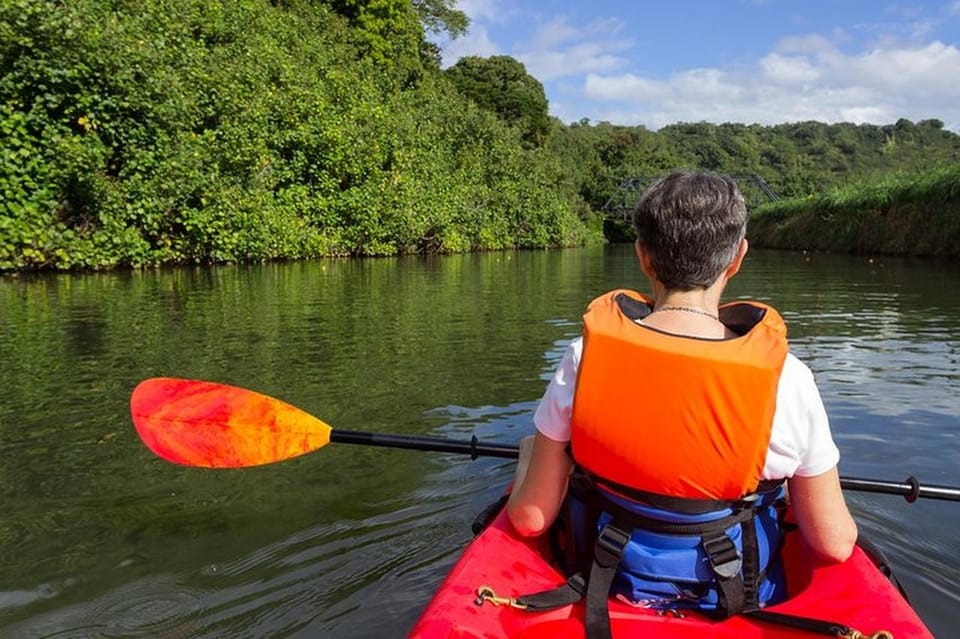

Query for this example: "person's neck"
[651,282,724,314]
[643,285,731,338]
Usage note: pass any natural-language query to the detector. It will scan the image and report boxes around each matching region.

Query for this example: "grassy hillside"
[749,164,960,257]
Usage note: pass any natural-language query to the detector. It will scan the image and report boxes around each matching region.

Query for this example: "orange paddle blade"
[131,378,332,468]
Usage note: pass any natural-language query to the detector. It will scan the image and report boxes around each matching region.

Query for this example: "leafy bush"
[749,164,960,256]
[1,0,599,271]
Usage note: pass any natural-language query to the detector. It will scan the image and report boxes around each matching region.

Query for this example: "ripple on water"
[0,584,58,615]
[112,459,505,639]
[2,575,202,639]
[851,496,960,625]
[4,250,958,638]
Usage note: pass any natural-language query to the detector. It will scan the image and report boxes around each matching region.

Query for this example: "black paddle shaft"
[331,430,960,502]
[330,430,519,459]
[840,475,960,503]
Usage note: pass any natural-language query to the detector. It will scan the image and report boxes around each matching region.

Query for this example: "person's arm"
[787,466,857,562]
[507,432,573,537]
[774,354,857,562]
[507,337,581,536]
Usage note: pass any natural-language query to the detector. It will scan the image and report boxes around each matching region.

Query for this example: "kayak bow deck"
[410,507,933,639]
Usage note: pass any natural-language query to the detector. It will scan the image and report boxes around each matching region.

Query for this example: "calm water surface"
[1,246,958,637]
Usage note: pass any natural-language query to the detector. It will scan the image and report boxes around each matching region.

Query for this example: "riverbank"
[6,3,960,272]
[749,164,960,257]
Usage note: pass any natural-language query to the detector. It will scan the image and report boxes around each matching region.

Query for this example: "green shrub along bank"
[749,164,960,257]
[3,1,960,271]
[1,0,600,271]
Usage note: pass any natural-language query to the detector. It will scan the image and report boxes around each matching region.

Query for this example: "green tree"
[327,0,425,81]
[445,55,550,147]
[412,0,467,37]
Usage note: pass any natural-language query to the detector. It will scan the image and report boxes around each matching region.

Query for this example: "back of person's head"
[633,170,747,291]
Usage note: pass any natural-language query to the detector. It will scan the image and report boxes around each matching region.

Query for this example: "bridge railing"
[602,174,779,220]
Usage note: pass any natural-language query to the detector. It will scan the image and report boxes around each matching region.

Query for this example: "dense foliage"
[445,56,551,147]
[549,118,960,214]
[1,0,597,270]
[2,0,959,271]
[749,163,960,257]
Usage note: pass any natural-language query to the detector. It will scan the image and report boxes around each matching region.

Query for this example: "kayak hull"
[410,508,933,638]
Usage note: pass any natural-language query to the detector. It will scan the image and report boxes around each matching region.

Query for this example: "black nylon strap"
[583,524,630,639]
[744,609,851,636]
[573,481,756,536]
[516,573,586,612]
[573,466,784,515]
[702,531,745,616]
[585,561,617,639]
[741,516,760,607]
[591,474,742,514]
[715,575,745,619]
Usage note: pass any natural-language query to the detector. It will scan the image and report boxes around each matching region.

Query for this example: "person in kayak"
[506,170,857,621]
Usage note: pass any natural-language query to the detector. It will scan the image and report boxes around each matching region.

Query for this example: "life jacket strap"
[703,531,743,579]
[702,530,746,616]
[570,471,758,535]
[585,523,630,639]
[511,524,630,639]
[577,467,784,515]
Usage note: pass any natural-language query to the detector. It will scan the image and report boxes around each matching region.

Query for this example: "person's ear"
[635,240,657,280]
[724,238,749,279]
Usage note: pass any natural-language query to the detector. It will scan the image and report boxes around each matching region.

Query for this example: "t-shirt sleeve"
[764,353,841,479]
[533,337,582,443]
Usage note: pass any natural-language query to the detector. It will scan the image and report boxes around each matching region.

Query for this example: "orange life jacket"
[570,289,789,501]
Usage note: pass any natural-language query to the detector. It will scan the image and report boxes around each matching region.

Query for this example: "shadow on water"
[1,246,958,637]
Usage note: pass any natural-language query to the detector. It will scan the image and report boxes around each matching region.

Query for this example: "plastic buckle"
[736,492,760,506]
[702,533,742,580]
[594,524,630,568]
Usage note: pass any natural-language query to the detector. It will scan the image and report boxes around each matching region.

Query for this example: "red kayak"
[410,507,933,638]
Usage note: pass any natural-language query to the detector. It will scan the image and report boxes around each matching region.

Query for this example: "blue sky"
[439,0,960,130]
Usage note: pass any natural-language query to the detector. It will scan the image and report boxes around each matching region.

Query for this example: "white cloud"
[514,17,632,81]
[532,16,582,49]
[577,38,960,130]
[440,25,500,66]
[841,41,960,90]
[520,42,630,81]
[760,53,821,85]
[585,74,667,102]
[457,0,502,23]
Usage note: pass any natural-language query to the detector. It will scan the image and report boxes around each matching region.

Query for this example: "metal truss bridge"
[602,174,779,219]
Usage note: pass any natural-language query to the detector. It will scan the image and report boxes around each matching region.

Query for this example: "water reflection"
[0,246,958,637]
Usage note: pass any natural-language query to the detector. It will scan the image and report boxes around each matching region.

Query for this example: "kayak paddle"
[131,377,960,503]
[130,377,516,468]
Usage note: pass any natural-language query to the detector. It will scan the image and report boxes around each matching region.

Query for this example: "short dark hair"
[632,171,747,291]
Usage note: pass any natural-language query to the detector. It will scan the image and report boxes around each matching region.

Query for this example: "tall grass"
[749,164,960,257]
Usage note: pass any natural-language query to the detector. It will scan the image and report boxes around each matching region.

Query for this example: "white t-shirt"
[534,336,840,480]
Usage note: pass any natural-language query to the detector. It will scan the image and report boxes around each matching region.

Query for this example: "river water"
[1,245,958,637]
